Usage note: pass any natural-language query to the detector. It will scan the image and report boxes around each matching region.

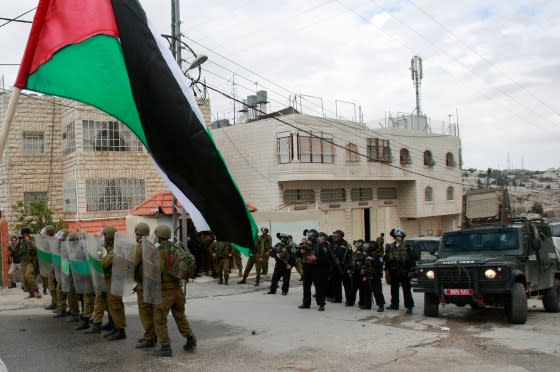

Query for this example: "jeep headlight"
[484,269,497,279]
[426,270,435,280]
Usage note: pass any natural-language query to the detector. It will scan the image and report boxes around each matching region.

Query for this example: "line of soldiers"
[12,223,197,358]
[249,227,416,314]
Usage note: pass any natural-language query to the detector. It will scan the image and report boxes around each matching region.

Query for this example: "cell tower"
[410,56,423,115]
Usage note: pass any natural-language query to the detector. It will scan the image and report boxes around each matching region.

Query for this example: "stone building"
[0,91,171,232]
[211,113,463,243]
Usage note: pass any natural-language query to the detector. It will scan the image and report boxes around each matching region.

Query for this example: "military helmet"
[134,222,150,237]
[55,229,69,240]
[363,241,378,254]
[353,239,365,250]
[333,229,344,238]
[303,228,318,242]
[276,232,289,243]
[21,227,31,235]
[44,225,56,236]
[393,228,406,239]
[67,232,79,241]
[102,225,117,240]
[261,227,269,234]
[318,232,329,243]
[154,225,172,240]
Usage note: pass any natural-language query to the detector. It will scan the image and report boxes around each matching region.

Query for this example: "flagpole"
[0,87,21,160]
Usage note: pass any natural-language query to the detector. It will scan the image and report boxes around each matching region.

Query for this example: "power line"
[0,7,35,29]
[0,17,32,24]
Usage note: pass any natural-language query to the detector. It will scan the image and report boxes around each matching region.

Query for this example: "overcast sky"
[1,0,559,171]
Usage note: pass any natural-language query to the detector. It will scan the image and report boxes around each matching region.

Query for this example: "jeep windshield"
[441,229,519,256]
[550,224,560,238]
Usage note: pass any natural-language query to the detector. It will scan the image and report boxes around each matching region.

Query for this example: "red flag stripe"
[16,0,119,88]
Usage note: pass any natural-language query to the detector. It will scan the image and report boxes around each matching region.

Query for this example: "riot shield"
[60,241,72,293]
[34,234,53,277]
[142,237,162,304]
[85,234,106,294]
[110,232,136,297]
[49,238,62,282]
[68,237,94,294]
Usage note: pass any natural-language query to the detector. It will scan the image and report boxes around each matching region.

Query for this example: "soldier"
[257,227,272,276]
[329,230,353,304]
[384,228,415,314]
[209,238,233,285]
[41,225,58,310]
[8,235,20,289]
[54,230,80,321]
[100,225,127,340]
[16,227,41,299]
[291,235,304,281]
[62,232,82,323]
[53,229,69,317]
[376,233,385,255]
[152,225,197,357]
[362,241,386,312]
[297,229,332,311]
[74,232,96,331]
[133,222,157,348]
[267,233,296,295]
[347,239,365,307]
[238,234,265,286]
[231,245,243,278]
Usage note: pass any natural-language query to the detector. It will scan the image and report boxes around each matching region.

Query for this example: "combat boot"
[135,338,156,349]
[53,309,67,318]
[101,319,114,331]
[224,278,228,285]
[219,277,223,284]
[75,318,90,331]
[153,344,173,357]
[84,323,102,334]
[377,305,384,313]
[66,314,80,323]
[318,305,325,311]
[183,334,197,352]
[106,328,126,341]
[267,290,276,294]
[44,304,57,310]
[103,328,118,338]
[254,278,260,287]
[237,278,246,284]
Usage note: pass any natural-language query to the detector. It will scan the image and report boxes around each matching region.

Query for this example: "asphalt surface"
[1,272,560,371]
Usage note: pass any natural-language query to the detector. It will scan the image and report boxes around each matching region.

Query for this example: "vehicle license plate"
[444,288,473,296]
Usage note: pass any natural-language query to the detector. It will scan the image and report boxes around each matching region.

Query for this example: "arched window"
[400,148,411,165]
[447,186,454,200]
[425,186,433,201]
[345,143,359,162]
[424,150,435,166]
[446,152,456,167]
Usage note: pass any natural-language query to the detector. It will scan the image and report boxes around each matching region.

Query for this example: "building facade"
[211,113,462,243]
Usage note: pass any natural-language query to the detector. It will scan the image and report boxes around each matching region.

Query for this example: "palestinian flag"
[15,0,256,251]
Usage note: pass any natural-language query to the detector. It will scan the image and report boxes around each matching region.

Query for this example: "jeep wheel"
[505,282,527,324]
[542,279,560,313]
[424,293,439,317]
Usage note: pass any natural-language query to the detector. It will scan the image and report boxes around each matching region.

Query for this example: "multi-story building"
[211,112,462,243]
[0,91,177,232]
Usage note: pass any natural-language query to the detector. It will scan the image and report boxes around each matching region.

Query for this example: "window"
[377,187,397,200]
[367,138,391,162]
[425,186,433,201]
[446,152,456,167]
[400,148,411,165]
[298,133,334,163]
[320,188,346,202]
[283,189,315,203]
[24,192,47,206]
[345,143,359,162]
[86,178,145,211]
[351,188,372,201]
[62,122,76,155]
[22,132,44,154]
[83,120,143,152]
[276,132,292,164]
[63,180,77,212]
[447,186,454,200]
[424,150,435,166]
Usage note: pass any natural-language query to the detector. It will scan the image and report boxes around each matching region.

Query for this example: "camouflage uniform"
[239,236,265,286]
[209,240,233,284]
[16,230,40,298]
[267,236,296,295]
[257,230,272,275]
[384,229,415,312]
[133,223,156,348]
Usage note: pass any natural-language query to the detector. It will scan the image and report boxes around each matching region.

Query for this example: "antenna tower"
[410,56,423,116]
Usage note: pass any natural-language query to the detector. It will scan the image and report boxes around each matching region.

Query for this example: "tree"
[11,198,66,233]
[530,202,544,215]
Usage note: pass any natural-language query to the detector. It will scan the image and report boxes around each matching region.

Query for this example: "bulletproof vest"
[388,243,409,268]
[17,239,36,262]
[213,241,230,258]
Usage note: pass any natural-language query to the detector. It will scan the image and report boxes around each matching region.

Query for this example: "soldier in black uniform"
[297,229,332,311]
[364,241,385,312]
[267,233,296,295]
[347,239,367,308]
[384,228,415,313]
[329,230,353,304]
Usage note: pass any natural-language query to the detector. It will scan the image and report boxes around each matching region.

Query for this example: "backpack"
[166,242,196,279]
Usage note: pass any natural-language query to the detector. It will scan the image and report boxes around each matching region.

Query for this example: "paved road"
[1,274,559,371]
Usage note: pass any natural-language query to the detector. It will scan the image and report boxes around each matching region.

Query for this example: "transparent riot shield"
[85,234,106,294]
[110,232,136,297]
[142,237,162,304]
[34,234,53,277]
[68,237,94,294]
[49,238,62,282]
[60,241,72,293]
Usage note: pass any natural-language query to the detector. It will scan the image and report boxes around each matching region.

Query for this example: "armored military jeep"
[416,188,560,324]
